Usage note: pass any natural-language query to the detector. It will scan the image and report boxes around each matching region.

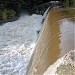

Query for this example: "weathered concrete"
[27,8,75,75]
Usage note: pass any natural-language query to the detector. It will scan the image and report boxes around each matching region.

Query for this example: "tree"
[63,0,75,7]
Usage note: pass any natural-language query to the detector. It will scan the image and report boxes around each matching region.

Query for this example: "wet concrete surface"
[27,8,75,75]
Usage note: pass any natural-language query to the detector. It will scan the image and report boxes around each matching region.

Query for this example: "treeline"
[0,0,50,10]
[0,0,75,21]
[0,0,21,21]
[63,0,75,7]
[0,0,51,21]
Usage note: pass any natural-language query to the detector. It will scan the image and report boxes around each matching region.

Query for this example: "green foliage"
[63,0,75,8]
[23,0,43,9]
[2,9,8,20]
[0,8,16,20]
[7,9,16,19]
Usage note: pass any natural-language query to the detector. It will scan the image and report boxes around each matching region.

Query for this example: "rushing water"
[27,8,75,75]
[0,14,43,75]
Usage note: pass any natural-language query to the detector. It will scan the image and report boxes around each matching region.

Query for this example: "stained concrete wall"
[27,8,75,75]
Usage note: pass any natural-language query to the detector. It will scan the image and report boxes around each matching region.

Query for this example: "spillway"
[27,8,75,75]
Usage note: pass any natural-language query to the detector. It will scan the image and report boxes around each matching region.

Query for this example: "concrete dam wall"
[27,8,75,75]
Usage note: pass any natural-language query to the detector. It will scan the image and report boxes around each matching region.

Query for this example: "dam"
[27,8,75,75]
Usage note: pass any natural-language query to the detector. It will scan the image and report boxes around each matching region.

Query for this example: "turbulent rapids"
[27,8,75,75]
[0,14,43,75]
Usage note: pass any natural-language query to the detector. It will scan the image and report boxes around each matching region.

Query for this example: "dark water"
[27,8,75,75]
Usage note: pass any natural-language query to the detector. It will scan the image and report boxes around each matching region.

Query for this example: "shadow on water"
[27,8,75,75]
